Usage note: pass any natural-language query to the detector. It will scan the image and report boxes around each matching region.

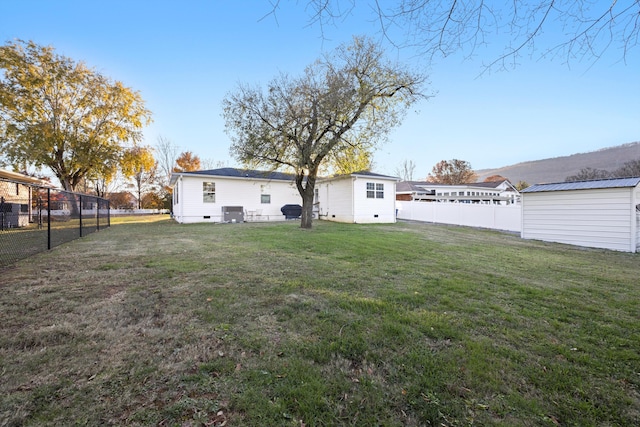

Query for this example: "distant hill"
[476,142,640,185]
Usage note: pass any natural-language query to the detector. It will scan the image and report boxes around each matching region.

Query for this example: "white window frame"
[203,182,215,203]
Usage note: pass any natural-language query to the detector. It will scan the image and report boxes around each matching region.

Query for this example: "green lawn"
[1,218,638,426]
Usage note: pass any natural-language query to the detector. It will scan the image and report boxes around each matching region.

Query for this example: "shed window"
[203,182,215,203]
[261,194,271,204]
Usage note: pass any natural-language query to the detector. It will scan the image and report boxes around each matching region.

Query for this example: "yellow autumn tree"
[0,40,152,192]
[121,146,157,209]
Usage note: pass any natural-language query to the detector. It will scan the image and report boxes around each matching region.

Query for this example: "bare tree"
[223,36,426,228]
[394,159,416,181]
[565,167,611,182]
[268,1,640,70]
[612,159,640,178]
[155,136,179,179]
[201,158,226,170]
[155,135,179,191]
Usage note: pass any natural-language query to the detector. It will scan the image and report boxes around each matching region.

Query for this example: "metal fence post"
[47,187,51,250]
[79,194,83,237]
[0,196,4,232]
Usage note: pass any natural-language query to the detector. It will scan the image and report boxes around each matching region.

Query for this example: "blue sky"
[2,0,638,179]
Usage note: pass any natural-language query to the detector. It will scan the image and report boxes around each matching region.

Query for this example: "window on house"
[261,194,271,204]
[203,182,215,203]
[366,182,375,198]
[314,188,319,203]
[366,182,384,198]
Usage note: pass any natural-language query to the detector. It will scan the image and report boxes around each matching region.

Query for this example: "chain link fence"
[0,177,110,269]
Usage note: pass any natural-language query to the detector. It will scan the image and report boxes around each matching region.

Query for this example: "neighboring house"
[0,169,49,228]
[107,191,138,210]
[396,180,520,205]
[521,177,640,253]
[169,168,301,223]
[315,171,399,223]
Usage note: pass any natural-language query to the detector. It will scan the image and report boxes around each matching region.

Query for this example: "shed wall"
[521,187,635,252]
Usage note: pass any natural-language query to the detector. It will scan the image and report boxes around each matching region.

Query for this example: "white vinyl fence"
[396,201,521,232]
[637,213,640,252]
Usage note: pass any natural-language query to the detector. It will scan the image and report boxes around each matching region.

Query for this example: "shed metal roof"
[521,177,640,193]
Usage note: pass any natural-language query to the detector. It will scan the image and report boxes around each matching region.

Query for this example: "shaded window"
[261,194,271,204]
[203,182,215,203]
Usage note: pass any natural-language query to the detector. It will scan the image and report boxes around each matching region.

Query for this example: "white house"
[315,171,398,223]
[169,168,399,225]
[169,168,301,223]
[521,177,640,253]
[396,180,519,205]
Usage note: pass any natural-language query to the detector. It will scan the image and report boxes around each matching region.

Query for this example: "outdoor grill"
[280,204,302,219]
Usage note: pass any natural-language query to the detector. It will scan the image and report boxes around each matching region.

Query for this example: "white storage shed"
[520,177,640,253]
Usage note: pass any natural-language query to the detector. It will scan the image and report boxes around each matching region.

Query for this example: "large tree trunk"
[300,188,315,229]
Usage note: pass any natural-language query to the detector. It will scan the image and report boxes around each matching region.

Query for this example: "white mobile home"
[315,172,398,223]
[521,177,640,253]
[396,180,519,204]
[170,168,301,223]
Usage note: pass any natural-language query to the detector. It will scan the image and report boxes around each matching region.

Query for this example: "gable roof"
[396,181,428,193]
[0,168,50,186]
[319,170,400,183]
[470,180,512,189]
[397,180,517,193]
[170,168,399,187]
[521,177,640,193]
[170,168,296,186]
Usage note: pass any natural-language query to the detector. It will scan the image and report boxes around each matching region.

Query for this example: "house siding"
[172,175,301,223]
[318,178,353,222]
[522,187,636,252]
[316,175,397,223]
[352,178,396,223]
[0,179,32,228]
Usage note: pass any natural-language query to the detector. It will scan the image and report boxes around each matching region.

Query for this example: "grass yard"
[1,217,638,426]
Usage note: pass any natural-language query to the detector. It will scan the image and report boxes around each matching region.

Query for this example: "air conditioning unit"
[222,206,244,223]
